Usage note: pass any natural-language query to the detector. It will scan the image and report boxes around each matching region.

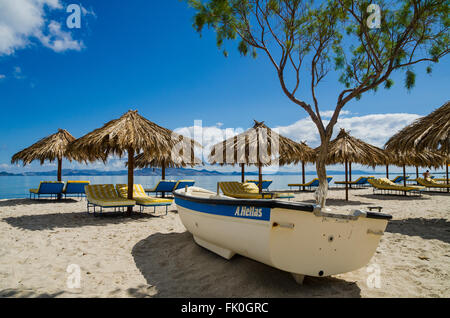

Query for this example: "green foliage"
[186,0,449,103]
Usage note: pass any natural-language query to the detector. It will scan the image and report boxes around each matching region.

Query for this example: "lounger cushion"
[116,184,172,206]
[242,182,259,193]
[219,182,272,199]
[86,184,135,207]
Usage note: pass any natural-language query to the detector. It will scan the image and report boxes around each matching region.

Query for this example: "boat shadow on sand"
[131,231,362,298]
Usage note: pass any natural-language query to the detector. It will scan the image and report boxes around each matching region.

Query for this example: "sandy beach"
[0,187,449,298]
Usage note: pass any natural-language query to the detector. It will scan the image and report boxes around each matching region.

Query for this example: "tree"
[186,0,449,207]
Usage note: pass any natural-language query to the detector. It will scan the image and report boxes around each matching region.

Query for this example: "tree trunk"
[301,161,305,192]
[315,142,329,208]
[241,163,245,183]
[127,148,134,213]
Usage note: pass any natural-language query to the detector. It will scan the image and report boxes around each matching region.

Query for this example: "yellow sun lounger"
[116,184,173,214]
[219,182,294,200]
[416,178,450,192]
[85,184,135,214]
[368,178,424,196]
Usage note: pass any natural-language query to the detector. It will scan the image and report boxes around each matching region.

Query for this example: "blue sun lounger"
[391,176,410,184]
[245,180,273,191]
[29,181,65,200]
[288,177,333,191]
[145,180,178,197]
[173,180,195,191]
[63,181,90,199]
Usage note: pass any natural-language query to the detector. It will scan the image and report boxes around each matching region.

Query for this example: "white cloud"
[320,110,352,118]
[0,74,5,79]
[0,0,84,55]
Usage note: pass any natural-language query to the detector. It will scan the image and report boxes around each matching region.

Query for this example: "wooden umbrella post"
[127,148,134,213]
[403,164,407,196]
[258,163,263,194]
[386,164,389,179]
[302,161,306,192]
[416,166,419,179]
[446,161,449,193]
[345,160,348,201]
[57,157,62,199]
[241,163,245,183]
[349,162,352,189]
[162,162,166,180]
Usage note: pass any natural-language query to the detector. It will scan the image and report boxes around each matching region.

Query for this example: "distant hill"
[0,167,417,177]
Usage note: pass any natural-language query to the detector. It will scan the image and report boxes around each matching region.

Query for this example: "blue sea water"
[0,173,407,199]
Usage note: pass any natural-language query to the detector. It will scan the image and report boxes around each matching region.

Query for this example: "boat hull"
[175,188,390,278]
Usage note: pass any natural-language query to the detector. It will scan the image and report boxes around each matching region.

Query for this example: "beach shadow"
[386,218,450,244]
[2,210,175,231]
[131,232,361,298]
[301,199,372,206]
[0,198,80,207]
[0,288,66,298]
[355,194,431,201]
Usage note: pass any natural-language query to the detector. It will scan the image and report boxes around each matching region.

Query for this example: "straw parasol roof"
[324,129,388,167]
[385,101,450,154]
[209,120,314,192]
[321,128,389,200]
[68,110,199,210]
[11,129,76,181]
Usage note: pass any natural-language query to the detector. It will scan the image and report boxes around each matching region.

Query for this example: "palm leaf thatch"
[324,129,388,167]
[132,143,201,179]
[385,101,450,155]
[209,120,314,191]
[321,128,389,201]
[386,149,447,169]
[11,129,76,181]
[68,110,199,208]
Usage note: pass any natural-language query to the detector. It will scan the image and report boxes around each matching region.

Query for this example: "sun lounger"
[85,184,135,214]
[416,178,450,192]
[29,181,65,200]
[145,180,178,197]
[288,177,333,191]
[391,176,410,184]
[116,184,172,214]
[245,180,273,190]
[63,181,90,199]
[335,176,374,188]
[219,182,294,200]
[368,178,424,196]
[173,180,195,191]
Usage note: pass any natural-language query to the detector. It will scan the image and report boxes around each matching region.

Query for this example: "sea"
[0,173,432,199]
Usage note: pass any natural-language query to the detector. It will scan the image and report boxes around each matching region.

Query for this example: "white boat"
[174,186,392,284]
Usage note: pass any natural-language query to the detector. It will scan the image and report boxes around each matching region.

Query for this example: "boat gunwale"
[173,189,393,220]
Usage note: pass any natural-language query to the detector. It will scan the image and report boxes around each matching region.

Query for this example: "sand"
[0,187,449,298]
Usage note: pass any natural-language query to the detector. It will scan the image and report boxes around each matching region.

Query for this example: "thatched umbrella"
[68,110,198,211]
[385,101,450,189]
[279,141,316,191]
[11,129,75,182]
[133,141,201,180]
[209,120,313,193]
[323,129,388,201]
[385,148,447,187]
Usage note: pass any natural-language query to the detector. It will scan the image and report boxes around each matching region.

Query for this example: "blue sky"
[0,0,449,174]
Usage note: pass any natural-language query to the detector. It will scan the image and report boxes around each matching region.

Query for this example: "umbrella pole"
[345,160,348,201]
[403,164,407,196]
[162,162,166,180]
[57,157,62,200]
[241,163,245,183]
[349,162,352,189]
[416,166,419,179]
[447,161,449,193]
[127,148,134,213]
[258,163,262,194]
[386,164,389,179]
[302,161,305,192]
